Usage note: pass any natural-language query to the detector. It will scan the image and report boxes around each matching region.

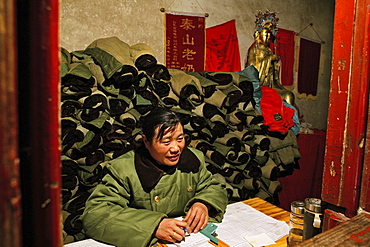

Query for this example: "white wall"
[60,0,335,129]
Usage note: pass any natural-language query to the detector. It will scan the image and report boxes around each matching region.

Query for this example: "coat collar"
[134,146,200,192]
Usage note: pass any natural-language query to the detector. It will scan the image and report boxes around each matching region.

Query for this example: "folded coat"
[130,43,157,70]
[84,36,136,79]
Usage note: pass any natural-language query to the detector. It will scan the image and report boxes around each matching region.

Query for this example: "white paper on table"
[64,239,115,247]
[165,231,212,247]
[64,235,211,247]
[244,233,275,247]
[214,202,289,247]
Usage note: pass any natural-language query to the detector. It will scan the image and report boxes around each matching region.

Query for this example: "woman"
[82,107,228,247]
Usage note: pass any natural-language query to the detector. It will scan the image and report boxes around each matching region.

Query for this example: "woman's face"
[144,123,185,166]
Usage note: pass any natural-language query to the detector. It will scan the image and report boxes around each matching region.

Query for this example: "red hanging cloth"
[206,19,241,72]
[297,38,321,96]
[275,28,296,86]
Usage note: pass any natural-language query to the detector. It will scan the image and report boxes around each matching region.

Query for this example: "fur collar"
[134,146,200,192]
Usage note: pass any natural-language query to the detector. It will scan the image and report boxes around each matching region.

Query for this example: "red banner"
[275,28,296,86]
[297,38,321,96]
[165,13,205,72]
[206,20,241,72]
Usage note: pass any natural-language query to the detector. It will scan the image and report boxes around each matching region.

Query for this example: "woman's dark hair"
[142,107,182,142]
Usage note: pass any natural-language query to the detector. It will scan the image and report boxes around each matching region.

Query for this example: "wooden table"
[243,197,290,247]
[69,197,291,247]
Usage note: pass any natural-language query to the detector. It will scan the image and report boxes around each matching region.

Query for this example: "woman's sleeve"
[82,172,165,247]
[185,149,228,222]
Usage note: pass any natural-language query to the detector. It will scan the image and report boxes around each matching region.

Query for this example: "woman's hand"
[154,218,188,243]
[183,202,209,233]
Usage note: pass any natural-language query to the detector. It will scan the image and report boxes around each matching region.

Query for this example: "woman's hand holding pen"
[154,202,209,243]
[154,218,188,243]
[183,202,209,234]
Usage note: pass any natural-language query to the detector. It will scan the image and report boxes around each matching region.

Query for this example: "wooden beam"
[360,3,370,213]
[29,0,62,246]
[323,0,370,217]
[0,1,22,246]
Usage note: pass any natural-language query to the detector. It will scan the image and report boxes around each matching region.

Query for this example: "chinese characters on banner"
[165,13,205,72]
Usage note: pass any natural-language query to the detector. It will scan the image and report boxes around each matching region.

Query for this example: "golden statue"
[245,10,296,107]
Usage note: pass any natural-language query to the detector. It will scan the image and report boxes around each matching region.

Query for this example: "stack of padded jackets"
[60,36,300,244]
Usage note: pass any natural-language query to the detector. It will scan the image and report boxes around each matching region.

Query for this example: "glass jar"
[288,201,305,246]
[303,198,323,240]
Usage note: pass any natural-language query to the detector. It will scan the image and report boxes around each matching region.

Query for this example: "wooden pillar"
[362,97,370,212]
[322,0,370,217]
[360,4,370,213]
[28,0,62,246]
[0,1,22,246]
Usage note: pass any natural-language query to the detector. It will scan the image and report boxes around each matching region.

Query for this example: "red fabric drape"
[297,38,321,96]
[165,13,205,72]
[278,130,326,211]
[205,19,241,72]
[275,28,296,86]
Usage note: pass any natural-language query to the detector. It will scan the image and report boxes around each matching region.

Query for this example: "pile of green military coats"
[60,36,300,243]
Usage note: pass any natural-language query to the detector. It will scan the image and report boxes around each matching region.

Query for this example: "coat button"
[154,196,160,202]
[187,187,193,192]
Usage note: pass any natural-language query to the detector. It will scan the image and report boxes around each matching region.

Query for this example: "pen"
[181,227,189,235]
[181,227,188,242]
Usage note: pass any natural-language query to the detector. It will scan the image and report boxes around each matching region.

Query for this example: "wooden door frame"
[0,1,22,246]
[322,0,370,217]
[17,0,62,246]
[2,0,369,246]
[29,0,61,246]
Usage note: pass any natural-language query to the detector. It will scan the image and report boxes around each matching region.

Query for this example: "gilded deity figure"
[245,11,296,107]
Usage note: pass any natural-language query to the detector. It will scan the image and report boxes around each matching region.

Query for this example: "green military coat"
[82,146,228,247]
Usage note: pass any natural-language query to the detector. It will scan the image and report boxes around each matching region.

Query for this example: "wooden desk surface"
[73,197,290,247]
[243,197,290,247]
